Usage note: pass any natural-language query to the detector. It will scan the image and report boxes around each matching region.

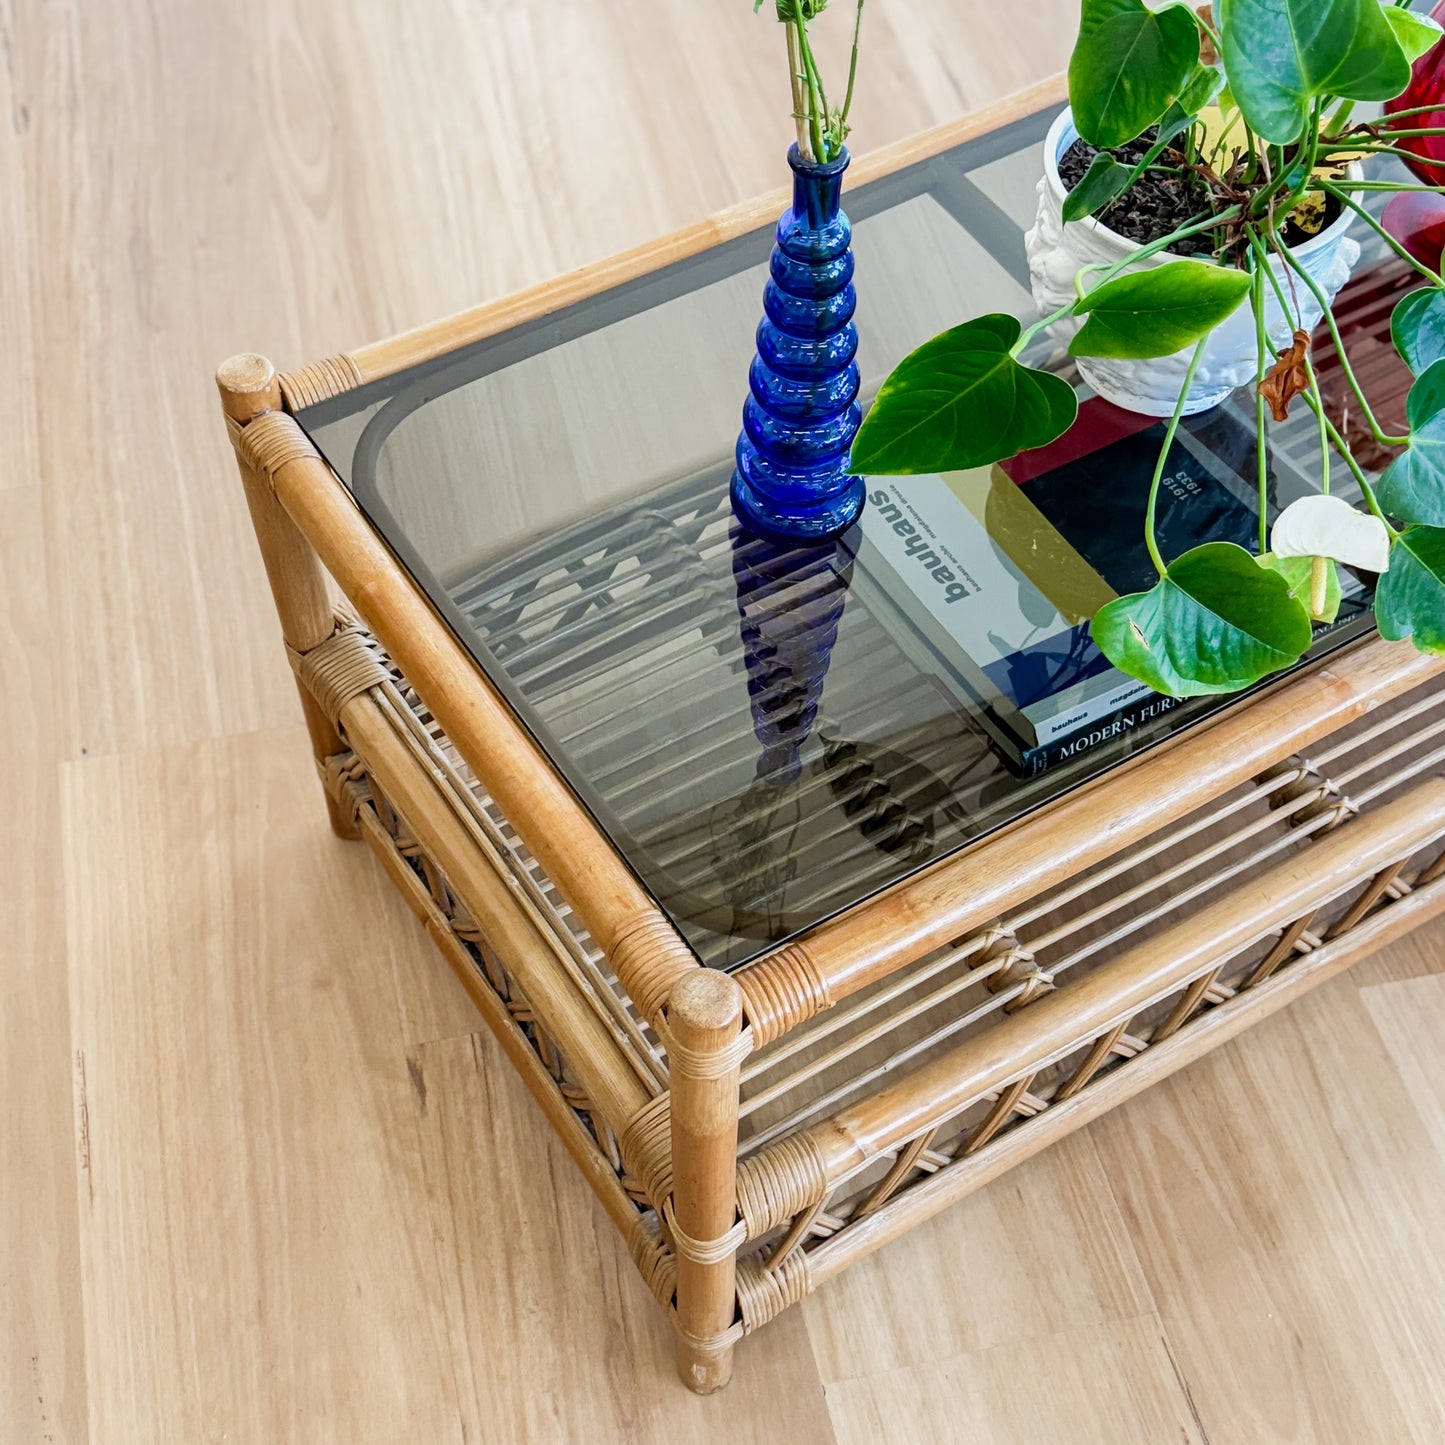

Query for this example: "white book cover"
[855,472,1138,751]
[860,475,1067,664]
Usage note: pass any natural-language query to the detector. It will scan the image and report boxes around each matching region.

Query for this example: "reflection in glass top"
[299,109,1409,970]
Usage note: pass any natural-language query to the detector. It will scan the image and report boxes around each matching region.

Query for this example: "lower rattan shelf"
[317,620,1445,1386]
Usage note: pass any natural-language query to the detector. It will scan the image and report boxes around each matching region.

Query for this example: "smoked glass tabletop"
[297,107,1407,970]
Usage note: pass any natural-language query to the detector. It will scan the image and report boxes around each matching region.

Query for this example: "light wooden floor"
[5,2,1445,1441]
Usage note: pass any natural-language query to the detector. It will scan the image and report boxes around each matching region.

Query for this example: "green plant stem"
[1317,179,1445,286]
[1247,226,1300,334]
[1304,99,1323,178]
[1250,255,1271,551]
[1274,234,1411,447]
[785,21,811,159]
[1249,235,1390,530]
[1254,240,1393,522]
[1360,102,1445,123]
[1249,115,1320,225]
[801,48,829,158]
[1250,235,1335,499]
[799,19,829,116]
[1248,222,1303,311]
[1249,163,1297,221]
[1206,114,1240,175]
[1247,228,1341,504]
[1339,181,1445,191]
[1354,127,1445,140]
[1305,354,1331,498]
[1334,143,1445,170]
[839,0,864,134]
[1242,120,1261,185]
[791,0,828,162]
[1009,293,1093,359]
[1145,339,1211,579]
[1300,393,1400,535]
[1011,206,1245,358]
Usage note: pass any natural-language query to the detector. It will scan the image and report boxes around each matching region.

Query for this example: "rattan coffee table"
[219,80,1445,1394]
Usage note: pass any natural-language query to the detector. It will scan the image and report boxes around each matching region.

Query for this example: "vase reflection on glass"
[702,528,854,934]
[731,526,855,785]
[730,145,866,543]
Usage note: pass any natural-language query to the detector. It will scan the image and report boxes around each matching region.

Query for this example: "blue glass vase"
[730,145,865,543]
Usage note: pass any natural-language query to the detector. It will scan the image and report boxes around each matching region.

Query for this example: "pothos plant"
[753,0,866,165]
[852,0,1445,699]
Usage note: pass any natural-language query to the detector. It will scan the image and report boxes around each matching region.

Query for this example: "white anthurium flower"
[1271,495,1392,575]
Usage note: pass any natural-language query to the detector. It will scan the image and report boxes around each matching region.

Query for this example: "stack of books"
[850,396,1368,776]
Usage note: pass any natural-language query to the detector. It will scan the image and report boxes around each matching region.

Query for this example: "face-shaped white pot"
[1025,108,1364,417]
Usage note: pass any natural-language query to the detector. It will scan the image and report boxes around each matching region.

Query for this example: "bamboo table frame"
[219,76,1445,1394]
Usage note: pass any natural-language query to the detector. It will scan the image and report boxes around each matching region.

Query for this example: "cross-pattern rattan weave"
[218,81,1445,1394]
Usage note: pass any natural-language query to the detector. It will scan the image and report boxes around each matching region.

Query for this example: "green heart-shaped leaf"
[1218,0,1412,145]
[1091,541,1313,697]
[850,315,1079,475]
[1070,0,1201,148]
[1408,358,1445,430]
[1378,358,1445,526]
[1376,525,1445,653]
[1384,4,1444,65]
[1062,154,1137,224]
[1175,62,1226,118]
[1259,551,1343,624]
[1070,260,1253,360]
[1392,287,1445,375]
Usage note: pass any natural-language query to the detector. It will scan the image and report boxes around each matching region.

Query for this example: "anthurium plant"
[853,0,1445,698]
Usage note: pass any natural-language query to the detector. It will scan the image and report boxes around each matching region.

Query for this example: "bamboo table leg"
[217,353,359,840]
[666,971,746,1393]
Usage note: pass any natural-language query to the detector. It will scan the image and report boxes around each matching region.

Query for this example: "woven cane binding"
[279,353,364,412]
[289,623,392,728]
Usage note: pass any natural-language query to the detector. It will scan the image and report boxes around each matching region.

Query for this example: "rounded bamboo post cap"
[669,970,743,1037]
[216,353,281,422]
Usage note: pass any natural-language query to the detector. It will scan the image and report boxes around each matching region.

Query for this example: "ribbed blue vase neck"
[788,144,849,230]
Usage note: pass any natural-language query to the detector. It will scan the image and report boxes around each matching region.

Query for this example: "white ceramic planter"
[1025,108,1363,417]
